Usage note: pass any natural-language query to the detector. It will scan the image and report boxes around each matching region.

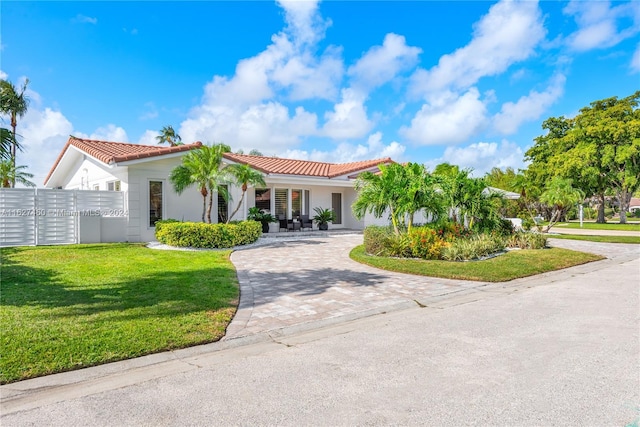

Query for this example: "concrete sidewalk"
[1,236,639,425]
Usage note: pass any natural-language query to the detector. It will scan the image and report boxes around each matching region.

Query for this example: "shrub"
[506,232,547,249]
[404,226,449,259]
[441,233,506,261]
[363,225,394,256]
[155,220,261,248]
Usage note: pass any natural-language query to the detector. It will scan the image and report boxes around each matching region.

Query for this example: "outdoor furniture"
[300,214,313,230]
[278,215,293,232]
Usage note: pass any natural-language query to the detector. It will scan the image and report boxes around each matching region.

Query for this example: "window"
[107,180,121,191]
[255,188,271,212]
[304,190,310,215]
[218,185,228,223]
[149,181,163,227]
[292,189,302,218]
[332,193,342,225]
[275,188,288,218]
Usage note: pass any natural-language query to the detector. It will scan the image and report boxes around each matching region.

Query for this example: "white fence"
[0,188,127,247]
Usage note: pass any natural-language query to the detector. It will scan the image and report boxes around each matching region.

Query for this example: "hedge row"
[155,219,262,248]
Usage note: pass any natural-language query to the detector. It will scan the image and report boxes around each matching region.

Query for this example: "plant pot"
[261,222,270,233]
[318,223,329,231]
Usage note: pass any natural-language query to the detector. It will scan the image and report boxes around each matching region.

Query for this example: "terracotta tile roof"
[222,153,393,178]
[44,136,202,185]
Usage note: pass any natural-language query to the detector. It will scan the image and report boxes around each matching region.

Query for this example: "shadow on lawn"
[0,247,238,318]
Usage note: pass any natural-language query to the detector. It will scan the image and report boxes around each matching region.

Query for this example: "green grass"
[547,234,640,244]
[350,245,603,282]
[556,222,640,231]
[0,243,239,384]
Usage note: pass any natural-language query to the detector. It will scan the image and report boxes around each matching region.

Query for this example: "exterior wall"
[64,158,128,191]
[127,158,203,242]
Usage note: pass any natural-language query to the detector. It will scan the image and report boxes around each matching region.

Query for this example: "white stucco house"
[44,136,396,242]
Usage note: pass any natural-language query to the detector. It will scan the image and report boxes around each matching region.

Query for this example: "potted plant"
[312,207,336,231]
[248,207,277,233]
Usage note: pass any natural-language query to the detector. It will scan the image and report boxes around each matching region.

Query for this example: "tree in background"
[169,144,231,223]
[156,125,182,147]
[226,163,266,223]
[526,91,639,224]
[0,160,35,188]
[0,78,30,187]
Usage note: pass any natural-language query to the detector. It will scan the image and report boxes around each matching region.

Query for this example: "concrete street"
[1,236,638,426]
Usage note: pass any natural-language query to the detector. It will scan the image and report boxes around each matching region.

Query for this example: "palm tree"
[0,128,18,161]
[226,163,266,223]
[0,78,30,186]
[540,177,584,232]
[0,160,35,188]
[156,125,182,147]
[169,144,231,223]
[353,163,408,235]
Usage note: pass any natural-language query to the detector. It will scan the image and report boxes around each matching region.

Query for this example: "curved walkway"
[225,234,640,338]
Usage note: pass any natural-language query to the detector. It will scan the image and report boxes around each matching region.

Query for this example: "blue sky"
[2,0,639,185]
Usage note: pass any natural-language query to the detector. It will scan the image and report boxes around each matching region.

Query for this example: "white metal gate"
[0,188,126,247]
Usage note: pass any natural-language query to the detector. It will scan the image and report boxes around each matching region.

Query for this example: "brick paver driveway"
[225,234,639,338]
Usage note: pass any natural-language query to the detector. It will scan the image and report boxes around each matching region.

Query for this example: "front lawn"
[0,243,238,384]
[547,234,640,244]
[556,222,640,231]
[350,245,603,282]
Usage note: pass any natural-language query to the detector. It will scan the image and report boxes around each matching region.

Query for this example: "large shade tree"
[169,144,231,223]
[226,163,266,223]
[526,91,640,223]
[0,78,30,186]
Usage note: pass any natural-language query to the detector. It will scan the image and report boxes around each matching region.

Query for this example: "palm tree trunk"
[227,190,245,224]
[207,192,213,223]
[10,114,17,188]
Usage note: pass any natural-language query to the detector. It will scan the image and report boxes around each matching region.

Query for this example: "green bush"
[403,226,449,259]
[363,225,394,256]
[441,234,506,261]
[155,220,261,248]
[506,232,547,249]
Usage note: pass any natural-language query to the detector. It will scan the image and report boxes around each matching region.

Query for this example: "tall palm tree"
[156,125,182,147]
[0,160,35,188]
[353,163,408,235]
[169,144,230,223]
[0,78,30,186]
[226,163,266,223]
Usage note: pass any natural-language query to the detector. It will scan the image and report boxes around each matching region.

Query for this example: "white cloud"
[72,14,97,24]
[137,130,159,146]
[400,88,488,145]
[322,88,373,139]
[631,43,640,73]
[426,140,525,177]
[348,33,421,91]
[76,124,128,142]
[19,108,73,186]
[0,70,7,80]
[563,0,640,51]
[493,73,566,135]
[409,0,545,97]
[282,131,406,163]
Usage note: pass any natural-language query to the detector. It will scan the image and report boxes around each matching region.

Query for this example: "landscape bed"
[350,245,604,282]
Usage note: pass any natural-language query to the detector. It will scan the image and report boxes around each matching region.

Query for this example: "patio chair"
[278,215,293,232]
[300,214,313,230]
